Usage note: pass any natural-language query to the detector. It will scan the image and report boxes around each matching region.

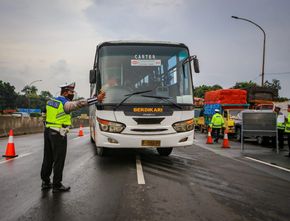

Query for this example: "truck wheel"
[257,136,263,145]
[97,147,107,156]
[157,147,173,156]
[236,128,241,142]
[258,136,270,146]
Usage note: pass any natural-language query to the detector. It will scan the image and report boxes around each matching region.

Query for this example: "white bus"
[89,41,199,156]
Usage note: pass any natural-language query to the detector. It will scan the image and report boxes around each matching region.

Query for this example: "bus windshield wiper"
[113,90,152,111]
[141,95,182,109]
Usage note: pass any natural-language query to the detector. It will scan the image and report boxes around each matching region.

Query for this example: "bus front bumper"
[95,131,194,148]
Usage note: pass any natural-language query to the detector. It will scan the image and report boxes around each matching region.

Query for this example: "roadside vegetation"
[0,80,88,117]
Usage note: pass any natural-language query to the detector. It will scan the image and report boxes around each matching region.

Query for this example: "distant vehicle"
[234,109,273,144]
[246,86,277,110]
[11,112,30,117]
[193,108,202,128]
[198,89,249,134]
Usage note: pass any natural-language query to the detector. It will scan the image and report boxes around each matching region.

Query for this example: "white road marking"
[72,134,89,140]
[136,155,145,184]
[0,152,33,165]
[245,156,290,173]
[72,137,81,140]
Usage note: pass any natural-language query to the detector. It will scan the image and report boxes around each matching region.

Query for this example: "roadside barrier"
[222,129,230,148]
[2,129,18,158]
[206,127,213,144]
[78,125,84,136]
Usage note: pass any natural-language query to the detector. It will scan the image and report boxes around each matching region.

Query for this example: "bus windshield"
[98,45,193,105]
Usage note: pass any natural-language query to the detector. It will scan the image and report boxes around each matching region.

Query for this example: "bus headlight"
[97,118,125,133]
[172,119,194,132]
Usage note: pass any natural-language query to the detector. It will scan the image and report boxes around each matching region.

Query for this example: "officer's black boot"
[53,183,71,193]
[41,181,52,190]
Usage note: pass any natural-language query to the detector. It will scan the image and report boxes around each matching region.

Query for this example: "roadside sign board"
[17,108,41,113]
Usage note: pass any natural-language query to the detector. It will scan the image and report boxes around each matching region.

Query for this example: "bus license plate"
[142,140,161,147]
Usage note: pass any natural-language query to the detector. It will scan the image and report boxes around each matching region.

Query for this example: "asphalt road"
[0,128,290,221]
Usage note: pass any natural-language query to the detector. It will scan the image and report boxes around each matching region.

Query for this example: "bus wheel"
[90,127,95,143]
[90,136,95,144]
[157,147,173,156]
[97,147,106,156]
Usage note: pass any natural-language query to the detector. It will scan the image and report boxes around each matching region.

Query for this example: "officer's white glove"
[60,128,70,136]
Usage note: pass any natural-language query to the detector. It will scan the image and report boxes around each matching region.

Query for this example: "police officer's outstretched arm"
[63,90,106,113]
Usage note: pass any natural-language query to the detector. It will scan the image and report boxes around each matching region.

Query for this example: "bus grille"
[130,128,168,132]
[133,118,165,124]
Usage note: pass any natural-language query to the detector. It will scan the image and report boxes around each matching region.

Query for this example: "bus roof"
[97,40,188,48]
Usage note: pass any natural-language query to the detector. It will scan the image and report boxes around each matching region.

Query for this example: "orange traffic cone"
[2,129,18,158]
[222,129,230,148]
[78,125,84,136]
[206,127,213,144]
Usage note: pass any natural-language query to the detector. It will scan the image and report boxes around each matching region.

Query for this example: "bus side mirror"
[182,55,200,74]
[192,56,200,73]
[89,70,96,83]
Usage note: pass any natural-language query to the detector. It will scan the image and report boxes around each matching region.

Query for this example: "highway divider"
[0,116,89,137]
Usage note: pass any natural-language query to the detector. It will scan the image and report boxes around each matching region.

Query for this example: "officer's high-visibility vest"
[285,113,290,133]
[210,113,224,128]
[45,99,71,128]
[277,113,285,130]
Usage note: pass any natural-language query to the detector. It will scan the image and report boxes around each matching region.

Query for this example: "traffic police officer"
[210,109,225,143]
[274,106,285,149]
[40,82,105,192]
[285,105,290,157]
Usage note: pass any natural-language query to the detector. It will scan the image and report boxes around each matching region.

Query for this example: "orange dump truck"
[198,89,249,134]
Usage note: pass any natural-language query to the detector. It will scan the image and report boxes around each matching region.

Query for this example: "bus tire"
[157,147,173,156]
[90,127,95,143]
[90,135,95,144]
[97,146,106,156]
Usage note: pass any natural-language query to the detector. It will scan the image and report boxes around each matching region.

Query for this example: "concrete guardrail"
[0,116,89,137]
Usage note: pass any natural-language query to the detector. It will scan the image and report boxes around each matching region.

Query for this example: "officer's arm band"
[87,97,98,105]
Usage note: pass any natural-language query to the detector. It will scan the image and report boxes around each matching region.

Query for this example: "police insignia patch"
[47,100,60,108]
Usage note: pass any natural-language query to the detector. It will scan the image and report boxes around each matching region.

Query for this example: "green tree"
[264,79,281,91]
[21,85,38,96]
[0,80,18,110]
[30,86,38,95]
[40,91,52,98]
[39,91,53,111]
[16,94,29,108]
[193,84,223,98]
[264,79,289,101]
[21,85,31,95]
[232,81,257,89]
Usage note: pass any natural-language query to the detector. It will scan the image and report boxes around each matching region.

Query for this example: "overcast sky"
[1,0,290,98]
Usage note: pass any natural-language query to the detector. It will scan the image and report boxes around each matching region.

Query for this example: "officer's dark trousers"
[41,128,67,186]
[272,129,285,149]
[212,128,221,143]
[287,133,290,156]
[278,129,284,149]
